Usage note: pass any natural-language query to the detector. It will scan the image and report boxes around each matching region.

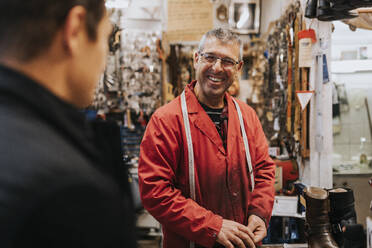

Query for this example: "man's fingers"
[228,233,247,248]
[217,219,258,248]
[253,231,265,243]
[218,238,234,248]
[238,224,255,240]
[236,230,256,248]
[216,229,235,248]
[251,226,267,243]
[247,220,257,231]
[223,241,234,248]
[247,215,268,244]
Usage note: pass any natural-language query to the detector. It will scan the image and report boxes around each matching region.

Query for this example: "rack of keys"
[92,11,163,162]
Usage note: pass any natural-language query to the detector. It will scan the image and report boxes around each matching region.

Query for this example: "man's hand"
[216,219,256,248]
[247,215,267,244]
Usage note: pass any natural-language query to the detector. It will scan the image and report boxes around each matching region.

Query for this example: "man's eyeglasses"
[198,52,239,68]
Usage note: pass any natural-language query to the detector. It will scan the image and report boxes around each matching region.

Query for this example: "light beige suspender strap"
[180,91,196,248]
[180,91,255,248]
[181,91,196,201]
[232,98,255,192]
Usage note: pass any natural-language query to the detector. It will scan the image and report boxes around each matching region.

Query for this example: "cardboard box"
[274,166,283,193]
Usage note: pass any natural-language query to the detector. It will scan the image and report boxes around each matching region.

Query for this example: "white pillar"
[302,19,333,188]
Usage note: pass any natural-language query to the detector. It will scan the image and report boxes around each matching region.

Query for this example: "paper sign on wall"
[298,29,317,68]
[166,0,213,43]
[296,90,314,111]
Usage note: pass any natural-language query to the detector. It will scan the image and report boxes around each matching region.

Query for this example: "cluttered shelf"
[333,165,372,175]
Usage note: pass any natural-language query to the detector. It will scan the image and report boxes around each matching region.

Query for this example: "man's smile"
[206,73,227,85]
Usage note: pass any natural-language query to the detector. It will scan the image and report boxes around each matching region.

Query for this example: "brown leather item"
[304,187,339,248]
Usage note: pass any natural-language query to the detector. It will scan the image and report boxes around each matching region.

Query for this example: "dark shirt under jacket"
[0,65,135,248]
[199,101,228,150]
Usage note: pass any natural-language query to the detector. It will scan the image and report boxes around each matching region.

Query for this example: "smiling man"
[139,28,275,248]
[0,1,135,247]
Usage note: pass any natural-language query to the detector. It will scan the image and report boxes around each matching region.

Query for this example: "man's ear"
[237,60,243,71]
[193,51,199,69]
[63,6,87,55]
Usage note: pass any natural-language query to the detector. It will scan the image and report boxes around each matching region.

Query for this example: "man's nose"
[212,58,224,71]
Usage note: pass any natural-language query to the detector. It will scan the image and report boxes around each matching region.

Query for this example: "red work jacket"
[138,81,275,248]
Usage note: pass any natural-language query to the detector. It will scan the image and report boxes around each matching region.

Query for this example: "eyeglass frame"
[198,52,240,68]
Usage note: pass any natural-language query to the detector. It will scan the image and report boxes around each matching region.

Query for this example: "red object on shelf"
[274,159,299,195]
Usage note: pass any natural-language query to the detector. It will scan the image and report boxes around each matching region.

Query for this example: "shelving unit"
[264,195,307,247]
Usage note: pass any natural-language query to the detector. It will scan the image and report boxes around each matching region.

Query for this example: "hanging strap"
[180,91,255,248]
[181,91,196,201]
[232,98,255,192]
[180,91,196,248]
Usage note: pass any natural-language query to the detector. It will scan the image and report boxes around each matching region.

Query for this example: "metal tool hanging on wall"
[246,2,306,193]
[247,1,309,160]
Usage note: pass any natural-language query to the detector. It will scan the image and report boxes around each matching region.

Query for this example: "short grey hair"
[198,28,243,61]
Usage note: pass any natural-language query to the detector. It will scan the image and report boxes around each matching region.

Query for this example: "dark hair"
[0,0,105,61]
[198,28,243,60]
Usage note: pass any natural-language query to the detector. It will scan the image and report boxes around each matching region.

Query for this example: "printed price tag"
[298,29,316,68]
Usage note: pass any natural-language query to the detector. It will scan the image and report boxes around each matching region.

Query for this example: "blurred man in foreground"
[0,1,135,247]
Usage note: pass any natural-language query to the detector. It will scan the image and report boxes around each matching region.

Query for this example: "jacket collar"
[184,80,237,155]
